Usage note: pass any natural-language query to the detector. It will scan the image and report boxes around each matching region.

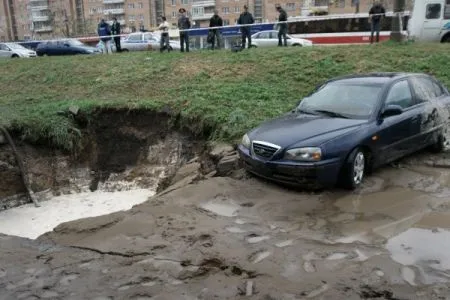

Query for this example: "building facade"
[0,0,414,41]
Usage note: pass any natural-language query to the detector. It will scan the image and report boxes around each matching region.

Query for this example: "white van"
[408,0,450,42]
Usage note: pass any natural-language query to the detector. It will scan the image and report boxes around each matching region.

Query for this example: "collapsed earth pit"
[0,109,227,238]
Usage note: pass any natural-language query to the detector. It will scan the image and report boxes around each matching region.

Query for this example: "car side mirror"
[381,104,403,118]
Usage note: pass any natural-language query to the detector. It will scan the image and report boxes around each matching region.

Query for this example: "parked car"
[0,42,37,58]
[238,73,450,190]
[250,30,313,48]
[36,39,101,56]
[121,32,181,52]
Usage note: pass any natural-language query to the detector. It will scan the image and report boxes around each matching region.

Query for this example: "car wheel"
[341,148,366,190]
[442,34,450,43]
[250,45,257,48]
[432,124,450,152]
[122,49,129,52]
[292,43,302,47]
[11,54,19,58]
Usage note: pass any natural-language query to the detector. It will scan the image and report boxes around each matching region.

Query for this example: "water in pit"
[0,189,154,239]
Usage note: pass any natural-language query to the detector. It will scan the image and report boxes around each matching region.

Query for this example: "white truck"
[407,0,450,42]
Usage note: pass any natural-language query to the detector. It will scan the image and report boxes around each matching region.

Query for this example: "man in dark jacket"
[275,4,288,47]
[209,10,223,49]
[97,19,112,54]
[369,0,386,44]
[178,8,191,52]
[237,5,254,49]
[111,17,121,52]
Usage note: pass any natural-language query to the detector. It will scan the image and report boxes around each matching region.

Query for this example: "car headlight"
[284,147,322,161]
[241,134,251,149]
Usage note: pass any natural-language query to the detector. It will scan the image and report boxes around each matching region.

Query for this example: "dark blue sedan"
[36,39,100,56]
[238,73,450,190]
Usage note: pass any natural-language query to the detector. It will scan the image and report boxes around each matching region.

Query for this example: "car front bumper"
[238,145,342,188]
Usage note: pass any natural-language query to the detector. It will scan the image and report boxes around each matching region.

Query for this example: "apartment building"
[1,0,32,41]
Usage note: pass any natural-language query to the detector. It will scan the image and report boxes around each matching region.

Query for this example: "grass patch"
[1,43,450,150]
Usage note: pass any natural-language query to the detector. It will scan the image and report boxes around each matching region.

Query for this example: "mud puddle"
[386,212,450,286]
[0,189,154,239]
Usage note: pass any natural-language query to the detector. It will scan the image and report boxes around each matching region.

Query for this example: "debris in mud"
[249,250,271,264]
[216,154,240,177]
[200,198,240,217]
[359,285,401,300]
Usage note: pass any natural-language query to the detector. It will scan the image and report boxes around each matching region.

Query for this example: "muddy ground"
[1,110,450,299]
[2,148,450,299]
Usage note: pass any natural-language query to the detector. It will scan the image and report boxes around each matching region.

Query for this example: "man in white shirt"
[159,16,171,52]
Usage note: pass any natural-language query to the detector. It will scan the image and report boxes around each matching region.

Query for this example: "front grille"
[252,142,279,159]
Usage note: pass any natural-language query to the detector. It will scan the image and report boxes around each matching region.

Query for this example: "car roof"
[327,72,427,85]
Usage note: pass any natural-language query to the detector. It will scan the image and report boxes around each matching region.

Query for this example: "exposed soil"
[1,110,450,299]
[0,109,212,210]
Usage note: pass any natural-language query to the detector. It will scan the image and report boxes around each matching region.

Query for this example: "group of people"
[158,4,290,53]
[97,1,385,54]
[97,17,121,54]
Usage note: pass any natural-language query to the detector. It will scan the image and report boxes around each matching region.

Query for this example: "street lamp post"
[390,0,405,42]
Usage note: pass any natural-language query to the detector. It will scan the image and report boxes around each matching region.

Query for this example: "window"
[223,19,230,25]
[335,0,345,8]
[314,0,328,6]
[139,15,144,21]
[192,7,204,16]
[128,3,135,9]
[0,44,9,51]
[172,11,177,18]
[127,34,141,41]
[286,3,295,11]
[138,2,143,8]
[385,81,413,109]
[129,15,136,21]
[182,0,189,4]
[222,7,229,14]
[445,0,450,19]
[258,32,270,38]
[410,76,444,102]
[171,0,176,6]
[235,6,240,13]
[426,4,441,19]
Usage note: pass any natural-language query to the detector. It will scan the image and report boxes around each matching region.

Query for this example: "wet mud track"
[2,151,450,299]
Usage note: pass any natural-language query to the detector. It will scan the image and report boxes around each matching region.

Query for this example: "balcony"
[32,15,50,22]
[103,0,124,4]
[30,5,49,11]
[104,8,125,15]
[35,26,53,33]
[191,13,214,20]
[191,0,215,8]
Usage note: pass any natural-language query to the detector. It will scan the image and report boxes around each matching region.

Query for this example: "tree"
[48,0,75,37]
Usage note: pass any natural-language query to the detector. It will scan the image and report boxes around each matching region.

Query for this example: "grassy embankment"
[0,43,449,150]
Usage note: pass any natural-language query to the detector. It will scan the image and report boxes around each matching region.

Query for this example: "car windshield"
[6,43,26,50]
[297,82,383,119]
[67,40,85,46]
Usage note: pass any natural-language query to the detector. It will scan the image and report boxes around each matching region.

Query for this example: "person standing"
[209,10,223,50]
[352,0,360,14]
[237,5,254,49]
[178,8,191,52]
[159,16,171,53]
[97,19,112,54]
[369,0,386,44]
[275,4,288,47]
[111,17,121,52]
